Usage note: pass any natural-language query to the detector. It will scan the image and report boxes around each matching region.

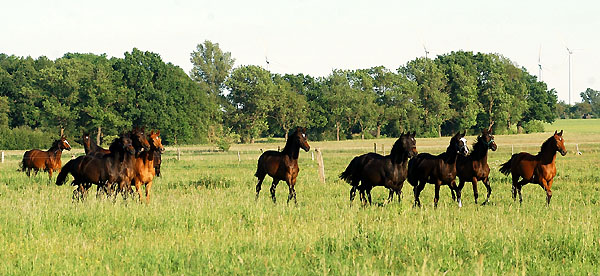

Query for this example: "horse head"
[553,130,567,156]
[130,127,151,154]
[59,136,72,151]
[481,123,497,151]
[397,131,418,158]
[452,131,469,156]
[149,130,165,153]
[295,127,310,152]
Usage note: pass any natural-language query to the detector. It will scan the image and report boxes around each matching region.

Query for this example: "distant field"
[0,119,599,275]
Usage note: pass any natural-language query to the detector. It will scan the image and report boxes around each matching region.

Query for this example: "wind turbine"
[265,56,270,71]
[567,47,573,105]
[537,45,543,81]
[423,44,430,59]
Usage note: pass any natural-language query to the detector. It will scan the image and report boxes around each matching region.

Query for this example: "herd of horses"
[20,125,567,207]
[20,128,164,203]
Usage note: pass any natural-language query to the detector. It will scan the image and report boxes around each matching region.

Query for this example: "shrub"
[0,127,58,150]
[523,120,545,133]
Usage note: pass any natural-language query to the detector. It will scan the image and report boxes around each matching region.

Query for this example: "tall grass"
[0,119,599,274]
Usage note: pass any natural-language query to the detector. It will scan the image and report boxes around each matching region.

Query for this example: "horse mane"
[469,135,488,160]
[390,135,408,163]
[281,129,300,158]
[49,139,62,152]
[538,136,556,156]
[108,134,127,153]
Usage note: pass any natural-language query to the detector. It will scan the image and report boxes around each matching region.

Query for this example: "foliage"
[522,120,545,133]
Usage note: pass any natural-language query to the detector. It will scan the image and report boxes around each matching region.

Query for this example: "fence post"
[382,145,385,155]
[511,145,514,155]
[177,147,181,161]
[316,148,326,184]
[576,144,582,155]
[374,143,377,153]
[238,151,241,162]
[311,151,314,161]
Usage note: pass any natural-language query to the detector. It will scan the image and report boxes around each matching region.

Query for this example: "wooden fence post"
[177,147,181,161]
[237,151,241,162]
[316,148,326,184]
[374,143,377,153]
[311,151,314,161]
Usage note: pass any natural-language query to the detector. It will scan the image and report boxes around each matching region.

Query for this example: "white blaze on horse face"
[460,137,468,154]
[302,133,306,138]
[65,140,70,147]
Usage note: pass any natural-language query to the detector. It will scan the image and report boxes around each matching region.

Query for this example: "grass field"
[1,119,599,275]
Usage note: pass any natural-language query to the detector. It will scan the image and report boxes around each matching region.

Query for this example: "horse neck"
[470,140,489,162]
[444,145,459,164]
[282,138,300,159]
[539,146,557,164]
[389,147,408,165]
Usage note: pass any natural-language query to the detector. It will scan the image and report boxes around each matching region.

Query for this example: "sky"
[2,0,599,104]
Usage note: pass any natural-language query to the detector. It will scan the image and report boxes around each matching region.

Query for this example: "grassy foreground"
[0,119,599,275]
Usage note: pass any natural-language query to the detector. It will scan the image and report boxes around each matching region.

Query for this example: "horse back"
[511,152,539,180]
[258,151,297,179]
[23,149,51,169]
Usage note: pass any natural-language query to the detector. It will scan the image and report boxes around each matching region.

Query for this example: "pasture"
[1,119,599,275]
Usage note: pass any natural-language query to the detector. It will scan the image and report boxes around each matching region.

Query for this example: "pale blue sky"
[2,0,598,103]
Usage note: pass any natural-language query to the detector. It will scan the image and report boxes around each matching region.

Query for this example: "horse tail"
[339,156,362,185]
[407,157,417,186]
[56,159,76,186]
[499,155,515,176]
[254,154,265,178]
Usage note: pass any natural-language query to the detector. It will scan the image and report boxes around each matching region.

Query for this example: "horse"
[340,132,417,205]
[112,128,151,198]
[131,130,165,203]
[153,151,162,177]
[255,127,310,204]
[499,130,567,205]
[21,136,72,180]
[408,131,469,208]
[56,134,136,200]
[454,123,497,205]
[82,133,110,156]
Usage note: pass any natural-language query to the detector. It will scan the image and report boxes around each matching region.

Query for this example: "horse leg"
[453,181,462,208]
[359,189,367,206]
[385,189,394,205]
[286,176,297,205]
[450,187,456,201]
[541,179,553,206]
[350,186,357,203]
[145,181,153,203]
[413,181,425,208]
[270,179,280,203]
[434,181,441,208]
[366,187,373,206]
[134,179,144,203]
[468,177,478,204]
[481,177,492,205]
[255,173,266,200]
[511,174,519,201]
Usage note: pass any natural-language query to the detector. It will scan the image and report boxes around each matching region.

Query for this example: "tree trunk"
[96,126,102,146]
[438,124,441,137]
[376,124,381,138]
[284,130,288,141]
[250,137,255,144]
[60,126,64,137]
[336,122,340,141]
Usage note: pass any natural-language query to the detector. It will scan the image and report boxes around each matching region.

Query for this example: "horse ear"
[303,127,307,133]
[157,129,160,135]
[412,131,416,137]
[462,130,466,137]
[559,130,563,136]
[554,130,557,135]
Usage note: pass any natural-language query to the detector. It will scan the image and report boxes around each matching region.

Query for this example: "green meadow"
[0,119,599,275]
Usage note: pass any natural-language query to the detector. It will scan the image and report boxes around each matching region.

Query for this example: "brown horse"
[131,130,165,203]
[255,127,310,204]
[340,132,418,205]
[454,124,497,205]
[499,130,567,205]
[82,132,110,156]
[408,131,469,207]
[21,137,72,180]
[56,134,137,199]
[112,128,151,199]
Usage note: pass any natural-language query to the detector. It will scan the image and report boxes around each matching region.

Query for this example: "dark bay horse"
[21,137,72,180]
[82,133,110,156]
[56,134,136,199]
[499,130,566,205]
[132,130,165,203]
[340,132,417,205]
[454,124,497,205]
[408,131,469,207]
[255,127,310,204]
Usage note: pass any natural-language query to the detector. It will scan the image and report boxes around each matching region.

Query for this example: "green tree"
[269,74,309,140]
[226,65,275,143]
[522,73,557,124]
[400,58,450,137]
[580,88,600,117]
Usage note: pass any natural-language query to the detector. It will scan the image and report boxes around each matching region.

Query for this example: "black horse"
[453,124,497,205]
[255,127,310,204]
[408,131,469,207]
[82,133,110,156]
[340,132,417,205]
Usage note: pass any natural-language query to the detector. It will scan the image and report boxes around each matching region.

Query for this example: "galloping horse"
[408,131,469,207]
[255,127,310,204]
[454,124,497,205]
[56,134,137,199]
[82,133,110,156]
[340,132,417,205]
[131,130,165,203]
[21,137,71,180]
[499,130,566,205]
[113,128,151,198]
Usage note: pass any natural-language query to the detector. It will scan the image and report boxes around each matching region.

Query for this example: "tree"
[226,65,275,143]
[269,74,309,140]
[580,88,600,117]
[522,73,557,124]
[190,40,235,98]
[400,58,450,137]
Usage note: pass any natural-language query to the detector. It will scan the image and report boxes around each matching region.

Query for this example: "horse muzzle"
[560,150,567,156]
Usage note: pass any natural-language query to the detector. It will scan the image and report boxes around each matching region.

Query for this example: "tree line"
[0,40,580,149]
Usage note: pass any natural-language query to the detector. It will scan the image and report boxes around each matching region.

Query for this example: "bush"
[0,127,59,150]
[523,120,545,133]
